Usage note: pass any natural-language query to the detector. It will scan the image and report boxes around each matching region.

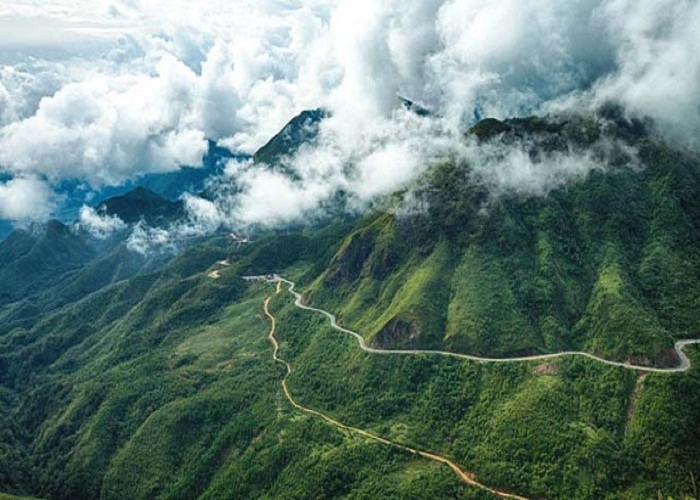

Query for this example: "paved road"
[248,274,700,374]
[263,294,528,500]
[238,271,700,499]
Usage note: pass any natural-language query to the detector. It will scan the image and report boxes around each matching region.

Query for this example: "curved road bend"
[256,276,700,374]
[234,270,699,498]
[263,295,528,500]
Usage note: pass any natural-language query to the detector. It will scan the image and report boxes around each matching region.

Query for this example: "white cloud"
[179,194,224,235]
[0,177,56,222]
[122,193,226,253]
[590,0,700,148]
[232,167,336,227]
[214,108,458,226]
[0,55,208,186]
[126,222,176,254]
[0,63,71,125]
[465,141,606,198]
[352,143,421,203]
[77,205,126,238]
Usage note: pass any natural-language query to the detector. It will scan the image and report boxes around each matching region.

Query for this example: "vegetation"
[0,238,495,500]
[253,108,326,171]
[1,112,700,499]
[307,128,700,366]
[269,285,700,499]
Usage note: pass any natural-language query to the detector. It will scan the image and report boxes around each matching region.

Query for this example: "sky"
[0,0,699,229]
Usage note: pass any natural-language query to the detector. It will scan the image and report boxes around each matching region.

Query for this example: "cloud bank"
[77,205,127,239]
[0,0,698,228]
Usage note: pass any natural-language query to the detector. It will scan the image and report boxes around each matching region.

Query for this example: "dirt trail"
[263,296,528,500]
[204,268,700,497]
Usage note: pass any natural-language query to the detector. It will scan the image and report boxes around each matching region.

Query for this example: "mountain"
[252,100,427,169]
[0,221,12,242]
[0,141,242,243]
[0,220,94,306]
[253,108,326,168]
[303,113,700,367]
[1,111,700,500]
[97,187,185,226]
[0,187,191,315]
[398,95,431,116]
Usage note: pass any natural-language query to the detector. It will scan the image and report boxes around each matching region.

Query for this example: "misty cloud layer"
[77,205,127,239]
[0,0,699,227]
[0,177,57,222]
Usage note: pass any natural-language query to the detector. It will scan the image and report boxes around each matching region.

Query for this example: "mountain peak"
[97,187,184,226]
[253,108,326,167]
[122,186,163,200]
[45,219,71,238]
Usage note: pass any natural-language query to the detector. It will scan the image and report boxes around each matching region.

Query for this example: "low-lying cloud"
[126,222,177,255]
[463,135,633,198]
[123,194,229,254]
[77,205,127,239]
[193,108,457,228]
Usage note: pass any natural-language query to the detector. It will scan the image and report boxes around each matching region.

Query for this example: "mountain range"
[1,106,700,499]
[0,141,243,242]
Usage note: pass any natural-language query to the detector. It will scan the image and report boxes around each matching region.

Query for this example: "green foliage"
[253,108,325,169]
[574,246,672,362]
[305,135,700,366]
[446,247,539,355]
[268,288,697,499]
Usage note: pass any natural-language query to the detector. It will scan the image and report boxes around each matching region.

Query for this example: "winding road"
[229,269,700,498]
[255,275,700,374]
[263,293,528,500]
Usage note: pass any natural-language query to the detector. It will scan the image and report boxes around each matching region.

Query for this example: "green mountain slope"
[0,221,95,306]
[305,121,700,367]
[0,221,697,499]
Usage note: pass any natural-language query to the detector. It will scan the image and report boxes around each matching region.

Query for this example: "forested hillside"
[308,115,700,367]
[2,112,700,499]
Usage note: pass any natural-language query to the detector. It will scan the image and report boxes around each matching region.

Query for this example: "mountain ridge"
[2,110,700,499]
[301,122,700,367]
